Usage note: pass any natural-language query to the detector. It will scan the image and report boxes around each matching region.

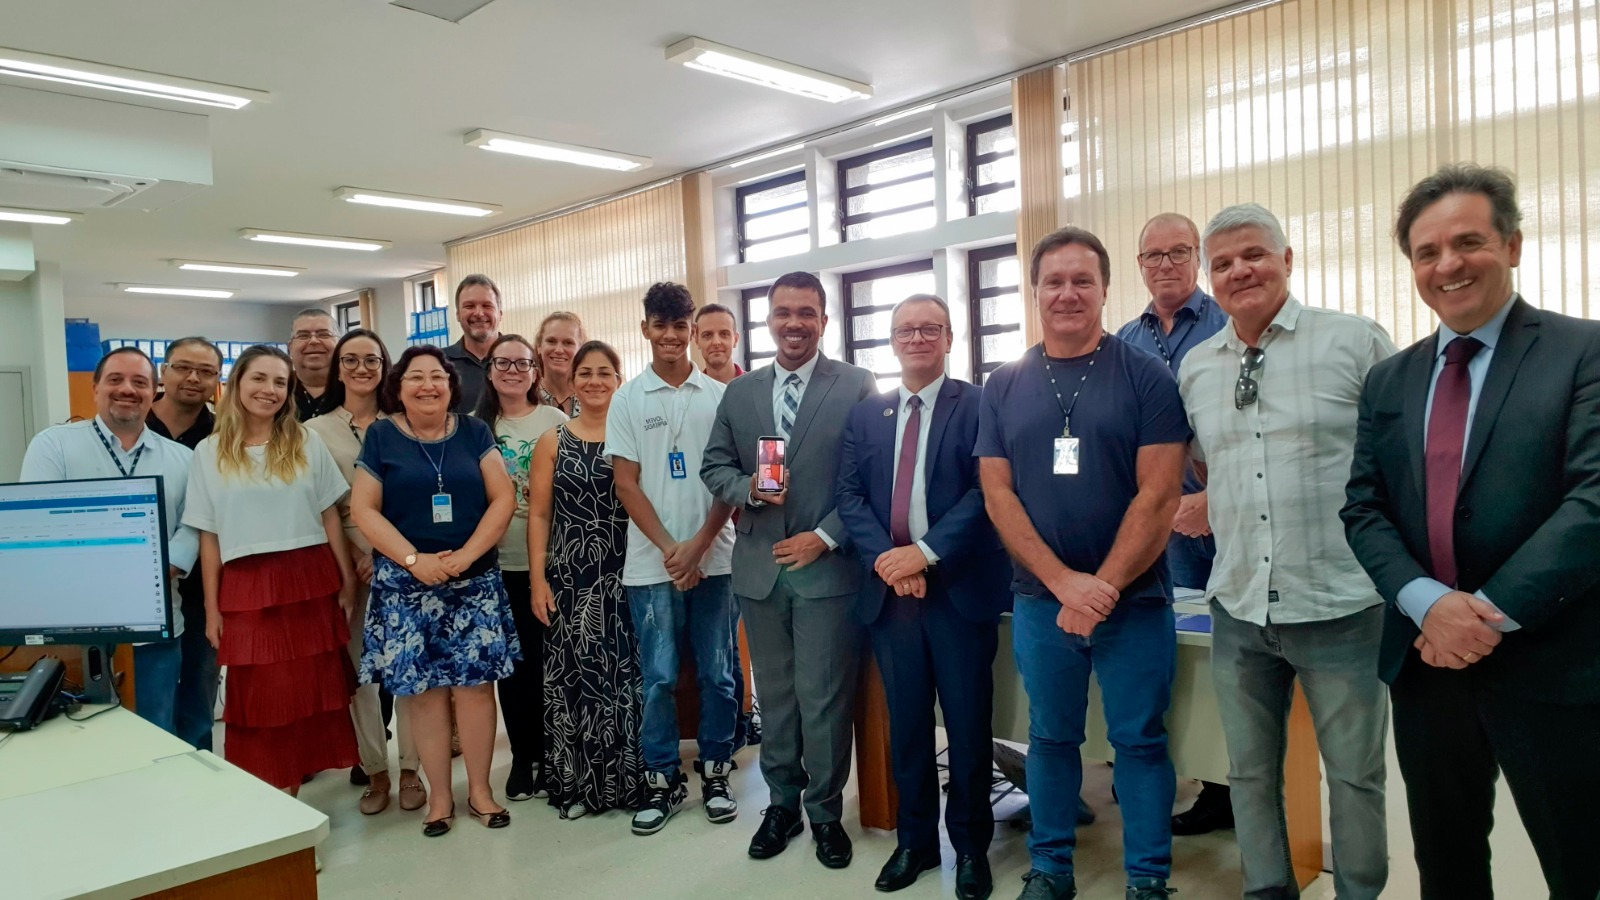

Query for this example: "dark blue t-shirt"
[974,336,1189,602]
[357,414,500,577]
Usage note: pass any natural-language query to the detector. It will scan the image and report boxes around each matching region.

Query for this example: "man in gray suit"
[702,270,877,869]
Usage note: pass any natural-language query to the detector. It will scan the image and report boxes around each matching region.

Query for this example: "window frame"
[841,258,936,383]
[412,278,441,315]
[967,242,1022,385]
[741,285,776,368]
[966,113,1017,217]
[735,169,809,264]
[836,135,937,243]
[334,299,360,331]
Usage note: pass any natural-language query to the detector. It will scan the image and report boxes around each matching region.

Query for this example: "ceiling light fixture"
[465,129,652,172]
[0,206,81,225]
[871,104,935,127]
[0,47,268,109]
[120,284,235,299]
[171,260,302,277]
[335,187,501,218]
[728,143,804,169]
[239,229,390,252]
[666,37,871,103]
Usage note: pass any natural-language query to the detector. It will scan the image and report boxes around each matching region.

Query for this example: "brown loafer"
[359,772,391,815]
[398,774,427,812]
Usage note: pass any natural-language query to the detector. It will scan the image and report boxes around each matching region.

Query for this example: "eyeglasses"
[291,329,337,343]
[401,373,451,386]
[339,354,384,370]
[489,358,536,372]
[1235,347,1266,409]
[166,362,219,380]
[1137,246,1194,268]
[891,324,947,343]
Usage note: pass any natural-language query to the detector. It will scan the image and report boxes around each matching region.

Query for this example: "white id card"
[1053,437,1080,475]
[432,492,454,523]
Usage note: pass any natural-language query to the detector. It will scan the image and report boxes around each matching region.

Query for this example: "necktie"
[1424,336,1484,587]
[889,395,923,547]
[779,373,800,441]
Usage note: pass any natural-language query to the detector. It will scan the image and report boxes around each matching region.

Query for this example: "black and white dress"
[542,425,646,814]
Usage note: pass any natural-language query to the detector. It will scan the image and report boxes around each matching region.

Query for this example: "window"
[412,277,443,315]
[842,259,936,391]
[837,136,937,242]
[967,114,1018,215]
[736,170,810,263]
[741,285,776,368]
[968,244,1025,384]
[335,300,360,331]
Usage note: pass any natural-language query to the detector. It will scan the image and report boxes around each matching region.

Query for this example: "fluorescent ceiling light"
[871,104,935,127]
[465,129,652,172]
[0,46,268,109]
[666,37,871,103]
[120,284,235,299]
[239,229,390,252]
[0,206,80,225]
[729,143,804,169]
[172,260,302,277]
[335,187,501,218]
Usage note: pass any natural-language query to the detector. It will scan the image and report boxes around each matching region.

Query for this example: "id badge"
[668,450,687,480]
[1053,437,1081,475]
[432,492,454,523]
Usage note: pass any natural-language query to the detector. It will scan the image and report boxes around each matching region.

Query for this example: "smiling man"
[694,303,744,384]
[289,309,341,421]
[443,274,503,412]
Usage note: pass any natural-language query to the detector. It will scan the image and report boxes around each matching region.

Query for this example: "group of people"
[19,162,1597,900]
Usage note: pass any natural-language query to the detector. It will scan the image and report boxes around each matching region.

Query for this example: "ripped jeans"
[626,574,740,774]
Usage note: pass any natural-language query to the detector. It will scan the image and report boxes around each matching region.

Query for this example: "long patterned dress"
[542,425,646,814]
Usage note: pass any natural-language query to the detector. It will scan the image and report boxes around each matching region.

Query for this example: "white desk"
[0,708,327,900]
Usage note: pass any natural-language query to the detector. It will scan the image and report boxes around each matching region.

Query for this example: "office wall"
[64,295,301,345]
[0,264,70,480]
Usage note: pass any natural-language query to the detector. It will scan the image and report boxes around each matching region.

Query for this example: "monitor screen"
[0,476,173,645]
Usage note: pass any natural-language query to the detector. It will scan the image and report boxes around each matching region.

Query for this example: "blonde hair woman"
[535,311,586,417]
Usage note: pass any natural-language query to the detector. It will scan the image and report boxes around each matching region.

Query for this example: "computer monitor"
[0,476,174,646]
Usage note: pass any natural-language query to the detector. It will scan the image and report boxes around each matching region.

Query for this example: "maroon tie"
[1424,336,1484,587]
[889,396,923,547]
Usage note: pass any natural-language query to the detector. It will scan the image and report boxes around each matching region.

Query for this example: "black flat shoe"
[875,846,940,891]
[811,821,853,869]
[955,853,993,900]
[748,806,803,859]
[349,765,370,786]
[1171,783,1234,836]
[422,805,455,838]
[468,801,511,829]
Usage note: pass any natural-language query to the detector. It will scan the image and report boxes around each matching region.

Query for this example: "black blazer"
[836,378,1011,625]
[1342,298,1600,703]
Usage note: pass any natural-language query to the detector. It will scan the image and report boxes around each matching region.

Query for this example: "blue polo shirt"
[975,336,1190,603]
[1115,287,1227,496]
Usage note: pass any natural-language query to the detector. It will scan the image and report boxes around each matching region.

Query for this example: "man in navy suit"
[837,294,1011,900]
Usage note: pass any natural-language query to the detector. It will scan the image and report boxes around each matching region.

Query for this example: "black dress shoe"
[875,846,939,891]
[955,854,993,900]
[811,821,853,869]
[350,765,370,786]
[748,806,804,859]
[1171,782,1234,835]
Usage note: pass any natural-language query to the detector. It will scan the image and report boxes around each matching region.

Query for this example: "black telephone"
[0,657,66,731]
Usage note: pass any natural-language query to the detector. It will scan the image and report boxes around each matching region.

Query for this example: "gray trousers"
[1210,602,1389,900]
[739,573,864,824]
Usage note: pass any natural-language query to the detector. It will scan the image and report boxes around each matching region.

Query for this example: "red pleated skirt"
[218,543,359,789]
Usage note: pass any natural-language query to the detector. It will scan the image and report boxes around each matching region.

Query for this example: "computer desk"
[0,707,326,899]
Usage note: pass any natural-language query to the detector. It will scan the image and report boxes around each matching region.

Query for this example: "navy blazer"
[836,377,1011,625]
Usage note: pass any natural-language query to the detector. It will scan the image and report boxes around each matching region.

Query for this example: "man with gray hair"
[289,308,340,421]
[1178,203,1396,899]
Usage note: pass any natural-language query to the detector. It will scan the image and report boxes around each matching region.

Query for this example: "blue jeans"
[627,575,740,774]
[174,616,219,750]
[1165,532,1215,592]
[132,639,182,737]
[1012,594,1176,881]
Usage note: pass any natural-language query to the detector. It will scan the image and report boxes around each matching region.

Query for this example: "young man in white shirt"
[20,347,199,737]
[606,282,738,836]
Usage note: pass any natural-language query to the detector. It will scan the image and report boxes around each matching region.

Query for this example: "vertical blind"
[445,182,687,379]
[1069,0,1600,346]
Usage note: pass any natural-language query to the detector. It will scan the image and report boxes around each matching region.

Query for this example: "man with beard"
[443,274,503,412]
[694,303,744,384]
[289,308,340,421]
[20,347,199,737]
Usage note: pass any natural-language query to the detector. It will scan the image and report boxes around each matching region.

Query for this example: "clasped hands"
[875,545,931,598]
[1414,591,1506,669]
[1048,569,1120,637]
[663,537,711,591]
[406,549,474,586]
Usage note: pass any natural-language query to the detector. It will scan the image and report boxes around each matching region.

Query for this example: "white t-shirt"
[490,405,569,571]
[183,427,350,565]
[604,365,735,587]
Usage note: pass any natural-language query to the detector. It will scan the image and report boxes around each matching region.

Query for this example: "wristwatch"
[402,553,418,569]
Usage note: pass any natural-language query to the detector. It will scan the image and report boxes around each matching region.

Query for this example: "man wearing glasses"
[289,309,341,421]
[147,337,224,751]
[1177,204,1396,900]
[1114,214,1233,836]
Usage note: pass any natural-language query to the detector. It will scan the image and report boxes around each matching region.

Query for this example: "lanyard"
[1042,335,1104,439]
[1142,313,1194,370]
[404,414,449,493]
[92,420,144,478]
[653,384,693,453]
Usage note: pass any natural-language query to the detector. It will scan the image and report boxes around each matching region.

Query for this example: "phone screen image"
[757,437,786,493]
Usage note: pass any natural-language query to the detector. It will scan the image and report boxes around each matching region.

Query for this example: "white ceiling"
[6,0,1227,307]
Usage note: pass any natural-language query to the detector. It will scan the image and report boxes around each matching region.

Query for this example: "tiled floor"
[262,721,1545,899]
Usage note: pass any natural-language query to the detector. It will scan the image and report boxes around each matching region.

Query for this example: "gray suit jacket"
[701,354,878,600]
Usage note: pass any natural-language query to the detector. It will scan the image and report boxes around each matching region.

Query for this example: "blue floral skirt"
[359,556,521,695]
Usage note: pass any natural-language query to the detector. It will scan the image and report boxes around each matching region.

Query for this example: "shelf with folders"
[100,337,289,382]
[407,308,450,348]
